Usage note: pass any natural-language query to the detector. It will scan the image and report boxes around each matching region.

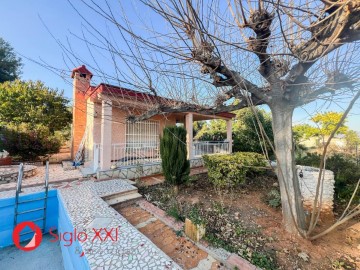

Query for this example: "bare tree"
[57,0,360,236]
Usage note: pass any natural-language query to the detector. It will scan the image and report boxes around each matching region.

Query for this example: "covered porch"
[93,103,234,170]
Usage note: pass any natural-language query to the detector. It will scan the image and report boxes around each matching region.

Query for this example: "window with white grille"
[126,120,160,147]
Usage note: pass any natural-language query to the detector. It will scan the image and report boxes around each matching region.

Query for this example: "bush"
[203,152,267,188]
[0,123,61,160]
[160,126,190,186]
[187,205,205,225]
[166,203,184,222]
[266,189,281,208]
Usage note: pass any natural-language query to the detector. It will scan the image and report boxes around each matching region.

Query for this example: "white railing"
[193,141,230,157]
[111,142,161,167]
[103,141,229,167]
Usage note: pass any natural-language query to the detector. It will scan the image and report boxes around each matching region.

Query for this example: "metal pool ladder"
[13,161,50,235]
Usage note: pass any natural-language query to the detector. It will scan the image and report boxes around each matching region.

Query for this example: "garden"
[140,126,360,270]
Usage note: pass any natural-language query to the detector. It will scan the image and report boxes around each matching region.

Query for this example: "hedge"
[203,152,267,188]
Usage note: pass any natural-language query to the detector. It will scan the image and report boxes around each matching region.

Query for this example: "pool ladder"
[13,161,50,236]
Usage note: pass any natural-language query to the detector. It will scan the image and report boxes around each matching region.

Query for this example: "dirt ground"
[139,173,360,270]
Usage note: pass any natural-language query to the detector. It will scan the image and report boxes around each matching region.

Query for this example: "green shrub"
[203,152,267,188]
[166,203,184,222]
[266,189,281,208]
[187,206,205,225]
[296,152,321,168]
[0,123,61,160]
[160,126,190,186]
[251,251,278,270]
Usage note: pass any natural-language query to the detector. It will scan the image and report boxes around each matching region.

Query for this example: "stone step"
[104,191,143,206]
[62,160,76,171]
[102,188,138,200]
[80,167,96,177]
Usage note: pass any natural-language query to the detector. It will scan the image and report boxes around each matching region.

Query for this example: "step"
[62,161,76,171]
[20,230,37,236]
[80,167,96,177]
[101,188,138,201]
[17,207,45,215]
[31,217,45,223]
[105,192,143,206]
[18,197,46,204]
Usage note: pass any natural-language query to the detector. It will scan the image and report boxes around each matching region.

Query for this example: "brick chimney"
[71,65,93,159]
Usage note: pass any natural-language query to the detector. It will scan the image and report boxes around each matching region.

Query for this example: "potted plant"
[184,207,206,242]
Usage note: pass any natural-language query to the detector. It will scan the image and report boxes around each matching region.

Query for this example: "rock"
[272,182,279,187]
[298,252,310,262]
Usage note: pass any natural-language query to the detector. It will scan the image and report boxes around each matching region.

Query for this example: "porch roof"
[169,111,235,121]
[86,83,235,120]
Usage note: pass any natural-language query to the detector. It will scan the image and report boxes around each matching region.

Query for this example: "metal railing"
[111,142,161,167]
[99,140,230,168]
[193,141,230,156]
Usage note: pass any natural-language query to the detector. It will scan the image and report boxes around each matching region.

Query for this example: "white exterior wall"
[296,165,335,215]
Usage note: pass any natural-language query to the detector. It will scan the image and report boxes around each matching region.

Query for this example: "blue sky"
[1,0,359,131]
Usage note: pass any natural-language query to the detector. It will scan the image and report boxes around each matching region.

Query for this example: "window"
[126,120,159,148]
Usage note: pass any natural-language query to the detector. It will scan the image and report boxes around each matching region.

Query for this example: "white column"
[100,100,112,170]
[185,113,194,159]
[226,119,233,153]
[85,99,95,168]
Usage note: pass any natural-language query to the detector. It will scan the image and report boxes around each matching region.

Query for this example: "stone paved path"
[117,205,226,270]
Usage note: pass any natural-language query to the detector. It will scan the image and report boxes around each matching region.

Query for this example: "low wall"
[97,157,204,180]
[296,165,335,216]
[0,189,58,248]
[0,165,38,184]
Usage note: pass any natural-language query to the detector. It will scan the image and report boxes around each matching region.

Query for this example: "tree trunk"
[271,104,306,235]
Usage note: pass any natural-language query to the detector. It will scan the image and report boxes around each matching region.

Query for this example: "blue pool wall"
[57,194,90,270]
[0,189,58,248]
[0,190,90,270]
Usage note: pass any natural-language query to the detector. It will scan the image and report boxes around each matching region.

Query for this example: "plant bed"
[139,173,360,270]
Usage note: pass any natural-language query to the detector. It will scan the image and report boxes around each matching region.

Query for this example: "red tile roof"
[88,83,235,119]
[72,65,235,119]
[94,83,169,102]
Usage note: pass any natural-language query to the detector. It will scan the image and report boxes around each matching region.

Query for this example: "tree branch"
[282,1,360,84]
[298,71,355,105]
[128,95,265,122]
